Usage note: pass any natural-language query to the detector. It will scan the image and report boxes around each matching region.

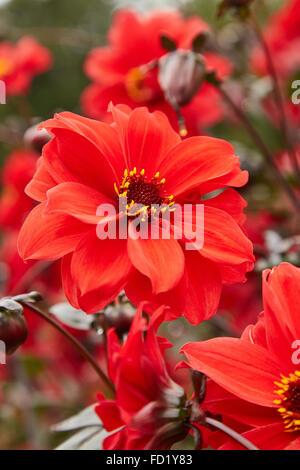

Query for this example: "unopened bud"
[0,298,28,354]
[24,124,51,153]
[158,50,206,108]
[104,304,135,337]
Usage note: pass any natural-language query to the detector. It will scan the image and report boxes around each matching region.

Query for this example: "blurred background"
[0,0,297,450]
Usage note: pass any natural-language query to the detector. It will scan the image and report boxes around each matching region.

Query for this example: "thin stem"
[19,300,115,394]
[250,11,300,186]
[205,416,259,451]
[218,85,300,213]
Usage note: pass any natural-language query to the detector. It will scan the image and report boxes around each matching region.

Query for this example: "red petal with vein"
[177,251,222,324]
[127,223,185,294]
[126,251,222,325]
[262,263,300,366]
[158,136,245,198]
[204,189,247,226]
[71,231,132,296]
[125,107,180,174]
[201,206,254,266]
[45,182,116,224]
[40,112,124,196]
[219,422,290,450]
[181,338,285,407]
[18,203,89,261]
[25,157,56,202]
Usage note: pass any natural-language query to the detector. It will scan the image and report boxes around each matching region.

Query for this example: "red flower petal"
[95,400,124,432]
[71,231,132,296]
[203,188,247,226]
[262,263,300,366]
[125,107,180,175]
[181,338,285,407]
[45,182,116,224]
[25,157,56,202]
[219,422,290,451]
[159,136,247,198]
[201,206,254,266]
[127,222,185,294]
[40,112,125,196]
[18,203,89,261]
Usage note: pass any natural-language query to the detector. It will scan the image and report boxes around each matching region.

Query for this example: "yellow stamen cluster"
[115,168,175,221]
[274,371,300,432]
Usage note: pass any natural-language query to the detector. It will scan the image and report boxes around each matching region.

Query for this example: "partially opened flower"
[18,104,254,324]
[95,305,190,450]
[81,9,232,135]
[182,263,300,449]
[0,36,53,96]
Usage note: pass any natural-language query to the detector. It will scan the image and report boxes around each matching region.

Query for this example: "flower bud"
[0,298,28,354]
[158,50,206,109]
[24,124,51,153]
[105,304,135,336]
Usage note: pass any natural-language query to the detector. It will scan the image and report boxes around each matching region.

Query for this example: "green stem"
[19,300,115,394]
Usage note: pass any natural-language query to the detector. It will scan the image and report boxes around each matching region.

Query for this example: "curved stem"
[218,85,300,213]
[250,11,300,186]
[19,300,115,394]
[205,416,259,451]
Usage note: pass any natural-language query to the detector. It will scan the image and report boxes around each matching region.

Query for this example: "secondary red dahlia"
[182,263,300,450]
[81,9,232,135]
[18,104,254,324]
[95,305,190,450]
[0,36,52,96]
[251,0,300,79]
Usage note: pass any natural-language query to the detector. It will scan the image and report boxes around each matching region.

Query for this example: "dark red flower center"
[115,168,174,220]
[274,371,300,432]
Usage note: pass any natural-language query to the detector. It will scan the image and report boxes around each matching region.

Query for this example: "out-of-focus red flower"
[0,149,38,229]
[251,0,300,79]
[277,145,300,185]
[0,232,62,298]
[0,36,53,96]
[95,305,189,450]
[0,149,61,298]
[18,105,254,324]
[251,0,300,130]
[218,211,277,334]
[81,9,232,135]
[182,263,300,450]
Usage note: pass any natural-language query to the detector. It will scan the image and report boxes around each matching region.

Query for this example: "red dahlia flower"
[95,305,189,450]
[81,9,232,135]
[18,104,254,324]
[0,36,52,96]
[182,263,300,449]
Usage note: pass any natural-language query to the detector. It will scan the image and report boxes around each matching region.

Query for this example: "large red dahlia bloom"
[18,104,254,324]
[0,36,53,96]
[182,263,300,450]
[81,9,232,135]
